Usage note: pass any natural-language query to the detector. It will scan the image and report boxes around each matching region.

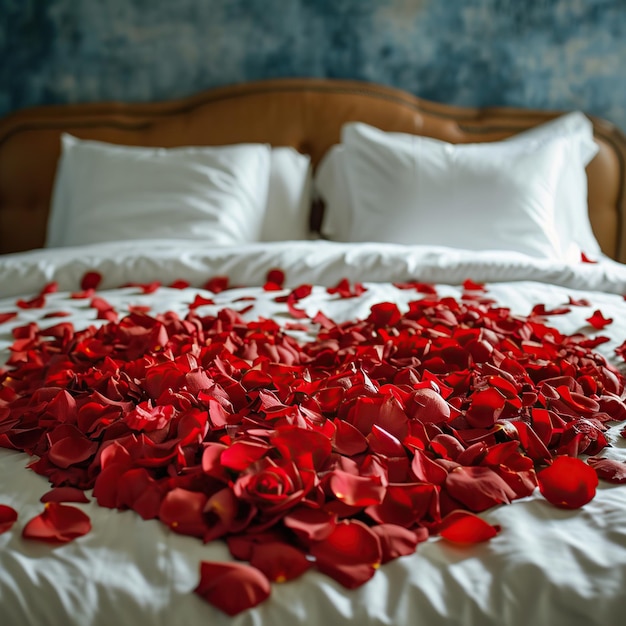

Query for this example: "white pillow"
[262,148,312,241]
[47,135,273,247]
[505,112,600,257]
[316,113,600,260]
[335,122,569,259]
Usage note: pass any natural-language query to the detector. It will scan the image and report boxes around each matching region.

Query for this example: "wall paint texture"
[1,0,625,130]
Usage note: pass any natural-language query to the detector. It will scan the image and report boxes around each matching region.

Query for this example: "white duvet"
[1,240,626,626]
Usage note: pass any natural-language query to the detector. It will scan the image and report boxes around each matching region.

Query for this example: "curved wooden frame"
[1,78,625,260]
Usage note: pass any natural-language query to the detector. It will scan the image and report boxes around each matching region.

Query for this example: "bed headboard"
[1,78,625,261]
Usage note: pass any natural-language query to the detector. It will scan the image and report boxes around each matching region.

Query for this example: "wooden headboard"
[1,78,625,260]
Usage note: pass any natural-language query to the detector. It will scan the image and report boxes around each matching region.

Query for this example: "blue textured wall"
[1,0,625,130]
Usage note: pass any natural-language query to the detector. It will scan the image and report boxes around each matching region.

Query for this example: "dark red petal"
[22,503,91,543]
[283,506,337,542]
[80,271,102,291]
[587,457,626,484]
[538,456,598,509]
[194,561,271,615]
[169,279,190,289]
[40,487,90,504]
[310,520,382,589]
[158,488,208,537]
[462,279,486,292]
[265,269,285,288]
[330,470,385,507]
[116,468,163,519]
[371,523,421,563]
[189,294,215,310]
[203,276,229,293]
[0,504,18,534]
[438,510,500,544]
[586,309,612,329]
[0,312,18,324]
[48,434,99,468]
[249,541,312,582]
[367,302,402,326]
[445,466,517,512]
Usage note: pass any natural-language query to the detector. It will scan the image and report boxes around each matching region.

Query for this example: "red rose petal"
[438,510,500,544]
[0,312,18,324]
[264,269,285,291]
[0,504,18,534]
[48,434,99,469]
[538,456,598,509]
[169,279,190,289]
[586,309,612,329]
[22,503,91,543]
[330,469,385,507]
[587,457,626,484]
[80,271,102,291]
[445,466,517,512]
[194,561,271,616]
[16,295,46,309]
[158,488,207,537]
[310,520,382,589]
[189,294,215,310]
[283,506,337,542]
[371,523,422,563]
[249,541,312,582]
[40,487,90,504]
[203,276,229,293]
[462,279,486,292]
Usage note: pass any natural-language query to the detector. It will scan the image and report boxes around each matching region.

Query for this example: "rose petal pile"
[2,277,626,615]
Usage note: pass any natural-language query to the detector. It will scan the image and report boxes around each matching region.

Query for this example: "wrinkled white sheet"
[1,240,626,626]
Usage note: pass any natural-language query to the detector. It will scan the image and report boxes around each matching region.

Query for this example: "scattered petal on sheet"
[567,295,591,306]
[189,294,215,310]
[22,503,91,543]
[0,312,18,324]
[581,252,597,263]
[371,523,423,563]
[531,303,571,316]
[393,281,438,295]
[327,278,366,298]
[438,510,500,544]
[538,456,598,508]
[586,309,612,329]
[48,432,99,468]
[263,268,285,291]
[169,279,190,289]
[158,488,208,538]
[445,466,517,512]
[16,295,46,309]
[194,561,271,616]
[90,297,118,321]
[127,281,161,294]
[462,279,486,292]
[283,506,337,542]
[587,457,626,483]
[80,271,102,290]
[40,282,59,295]
[249,541,312,582]
[310,520,382,589]
[203,276,229,293]
[0,504,18,534]
[42,311,72,318]
[40,487,90,504]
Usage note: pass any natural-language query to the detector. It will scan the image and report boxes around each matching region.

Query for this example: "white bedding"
[1,240,626,626]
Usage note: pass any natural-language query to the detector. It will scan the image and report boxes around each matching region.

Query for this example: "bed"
[1,78,626,626]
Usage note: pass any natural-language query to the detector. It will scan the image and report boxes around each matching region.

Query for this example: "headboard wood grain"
[1,78,624,260]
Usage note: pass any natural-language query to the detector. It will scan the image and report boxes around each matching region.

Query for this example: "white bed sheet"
[1,240,626,626]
